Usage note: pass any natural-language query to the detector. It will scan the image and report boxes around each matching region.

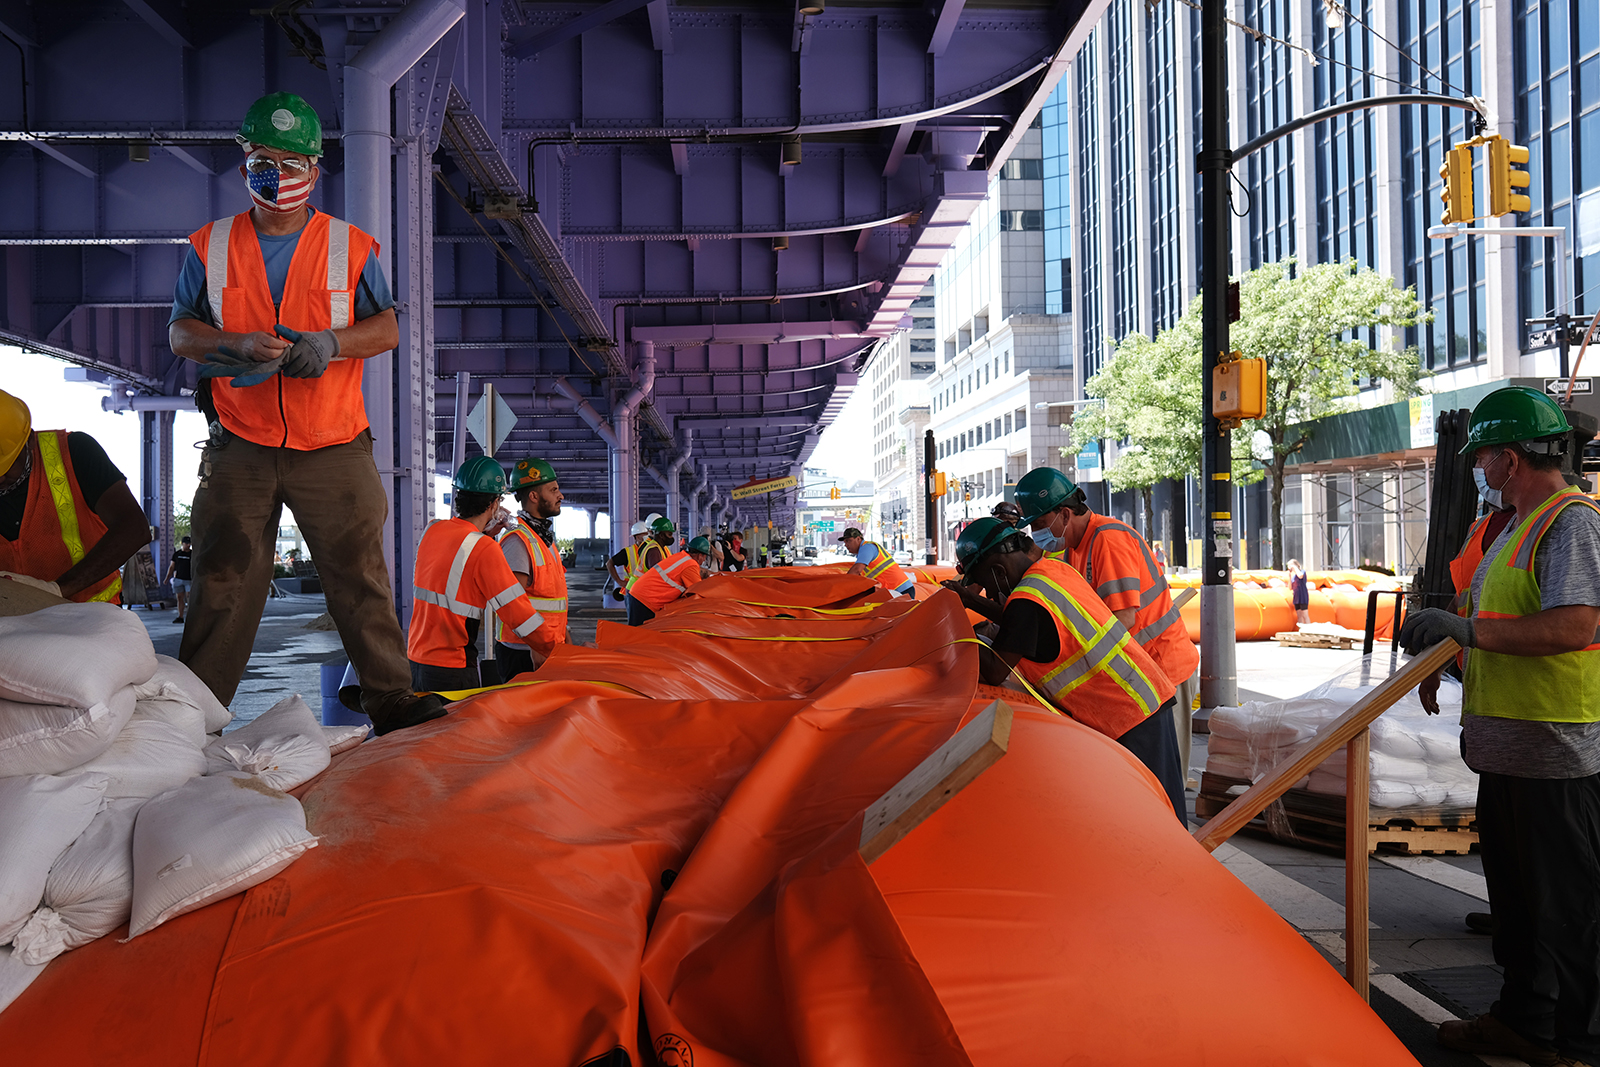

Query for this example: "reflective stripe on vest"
[414,529,540,633]
[653,554,697,592]
[494,523,569,645]
[861,542,896,580]
[624,543,644,578]
[203,212,354,334]
[1013,569,1165,717]
[1464,488,1600,722]
[1080,518,1182,646]
[36,432,121,604]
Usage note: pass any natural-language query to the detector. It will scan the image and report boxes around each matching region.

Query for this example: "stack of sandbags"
[1205,657,1476,811]
[0,605,332,1015]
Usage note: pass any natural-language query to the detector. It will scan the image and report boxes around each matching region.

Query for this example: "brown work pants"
[179,429,413,720]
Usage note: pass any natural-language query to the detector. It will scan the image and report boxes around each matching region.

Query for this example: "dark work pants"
[626,594,656,626]
[1477,770,1600,1059]
[181,430,415,721]
[1116,700,1188,824]
[494,642,537,682]
[409,659,479,694]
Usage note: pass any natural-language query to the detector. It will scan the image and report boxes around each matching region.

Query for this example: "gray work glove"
[199,345,284,388]
[274,324,340,379]
[1398,607,1475,656]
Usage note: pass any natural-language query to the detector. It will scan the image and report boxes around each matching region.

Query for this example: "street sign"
[1408,394,1435,449]
[731,475,798,500]
[815,520,835,532]
[1075,440,1101,476]
[464,384,517,457]
[1544,378,1593,396]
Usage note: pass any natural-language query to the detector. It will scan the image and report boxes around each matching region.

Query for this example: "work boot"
[1437,1014,1558,1065]
[1465,911,1496,934]
[372,693,449,737]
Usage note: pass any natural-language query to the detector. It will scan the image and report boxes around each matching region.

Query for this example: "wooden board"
[1274,631,1358,650]
[859,699,1013,865]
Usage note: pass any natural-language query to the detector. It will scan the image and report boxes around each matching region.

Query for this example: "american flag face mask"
[245,154,313,214]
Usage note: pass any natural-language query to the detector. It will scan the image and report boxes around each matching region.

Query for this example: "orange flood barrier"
[1175,571,1405,641]
[1,573,1417,1066]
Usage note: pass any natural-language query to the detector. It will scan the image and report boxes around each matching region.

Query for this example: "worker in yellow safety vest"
[625,535,712,625]
[494,458,569,681]
[839,526,915,598]
[951,516,1185,821]
[1401,387,1600,1065]
[605,519,652,606]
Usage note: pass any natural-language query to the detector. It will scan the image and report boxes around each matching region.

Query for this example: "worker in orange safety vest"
[0,389,152,604]
[839,526,915,598]
[408,457,546,694]
[625,535,713,625]
[494,457,569,681]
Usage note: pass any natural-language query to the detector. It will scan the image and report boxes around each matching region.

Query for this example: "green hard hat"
[687,535,712,555]
[238,93,324,158]
[1463,387,1572,454]
[452,455,506,495]
[650,516,676,536]
[954,516,1024,583]
[511,457,558,491]
[1015,467,1080,524]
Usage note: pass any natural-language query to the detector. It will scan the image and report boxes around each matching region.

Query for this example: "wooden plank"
[1345,729,1371,1001]
[1171,587,1198,612]
[859,699,1013,865]
[1192,639,1459,853]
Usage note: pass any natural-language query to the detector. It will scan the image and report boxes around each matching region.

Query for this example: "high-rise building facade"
[868,285,935,554]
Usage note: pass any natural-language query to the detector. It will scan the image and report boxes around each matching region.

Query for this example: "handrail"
[1192,638,1460,998]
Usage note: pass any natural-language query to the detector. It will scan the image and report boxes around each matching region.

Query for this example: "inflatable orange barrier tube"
[1,574,1413,1065]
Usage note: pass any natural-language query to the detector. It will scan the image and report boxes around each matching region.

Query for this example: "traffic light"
[828,486,841,500]
[1487,136,1532,217]
[932,471,947,496]
[1439,144,1474,226]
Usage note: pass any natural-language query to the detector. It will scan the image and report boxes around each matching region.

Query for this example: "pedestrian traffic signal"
[1487,136,1532,217]
[1439,144,1474,226]
[932,471,947,496]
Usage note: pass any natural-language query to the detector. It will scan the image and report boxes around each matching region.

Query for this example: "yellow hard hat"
[0,389,30,474]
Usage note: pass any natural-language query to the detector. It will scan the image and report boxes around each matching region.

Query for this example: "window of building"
[912,294,934,308]
[1003,351,1010,373]
[1015,407,1028,430]
[1005,413,1013,434]
[910,337,935,352]
[999,157,1044,180]
[912,316,935,330]
[999,209,1045,230]
[959,325,972,351]
[945,338,957,363]
[974,311,988,339]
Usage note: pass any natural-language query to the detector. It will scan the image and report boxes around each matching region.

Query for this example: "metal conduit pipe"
[664,428,693,533]
[604,341,657,554]
[101,394,197,412]
[549,377,620,450]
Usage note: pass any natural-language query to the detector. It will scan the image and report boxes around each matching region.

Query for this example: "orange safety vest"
[1068,513,1195,686]
[188,209,376,450]
[495,518,568,656]
[408,517,544,669]
[628,549,702,612]
[1010,557,1176,740]
[0,431,121,604]
[1449,509,1516,670]
[856,541,911,592]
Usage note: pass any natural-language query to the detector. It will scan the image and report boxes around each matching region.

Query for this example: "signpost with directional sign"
[731,475,799,500]
[464,383,518,458]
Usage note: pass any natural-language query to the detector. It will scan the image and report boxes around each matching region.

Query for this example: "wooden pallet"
[1196,771,1478,855]
[1274,631,1359,650]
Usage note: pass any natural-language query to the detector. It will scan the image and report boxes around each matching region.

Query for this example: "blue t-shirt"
[168,207,394,327]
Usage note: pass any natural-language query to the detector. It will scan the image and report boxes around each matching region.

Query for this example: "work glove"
[1398,607,1475,656]
[199,344,284,388]
[274,324,340,379]
[0,571,62,598]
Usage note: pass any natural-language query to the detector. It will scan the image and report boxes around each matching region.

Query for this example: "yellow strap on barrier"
[950,636,1067,718]
[644,625,888,643]
[427,676,645,702]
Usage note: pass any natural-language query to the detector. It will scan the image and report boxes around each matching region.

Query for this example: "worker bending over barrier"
[494,458,568,682]
[623,517,676,625]
[946,517,1186,821]
[839,526,915,598]
[625,536,713,625]
[1016,466,1199,775]
[0,388,151,604]
[407,457,546,693]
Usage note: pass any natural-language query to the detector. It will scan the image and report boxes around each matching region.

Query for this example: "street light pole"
[1199,0,1238,710]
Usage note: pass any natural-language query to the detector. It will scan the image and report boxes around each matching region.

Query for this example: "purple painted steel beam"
[505,0,654,60]
[927,0,967,57]
[647,1,672,52]
[121,0,191,49]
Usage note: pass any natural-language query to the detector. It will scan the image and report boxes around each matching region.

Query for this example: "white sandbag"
[323,723,370,756]
[0,684,137,778]
[134,655,230,736]
[69,720,206,802]
[0,602,156,707]
[0,773,107,944]
[1368,717,1429,760]
[129,773,317,938]
[204,695,330,791]
[0,946,48,1016]
[12,799,140,965]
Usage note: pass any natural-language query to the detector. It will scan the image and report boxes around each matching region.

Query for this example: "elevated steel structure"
[0,0,1097,614]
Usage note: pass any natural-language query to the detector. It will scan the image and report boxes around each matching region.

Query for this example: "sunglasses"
[245,155,312,176]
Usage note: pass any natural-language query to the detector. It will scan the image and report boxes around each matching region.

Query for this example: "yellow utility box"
[1212,355,1266,422]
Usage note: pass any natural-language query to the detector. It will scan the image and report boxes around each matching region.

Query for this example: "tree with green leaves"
[1070,258,1427,569]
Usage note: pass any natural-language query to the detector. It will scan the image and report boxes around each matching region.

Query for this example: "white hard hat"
[630,520,649,535]
[645,512,663,525]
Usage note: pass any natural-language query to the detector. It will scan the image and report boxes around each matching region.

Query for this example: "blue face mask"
[1474,452,1509,511]
[1031,524,1064,553]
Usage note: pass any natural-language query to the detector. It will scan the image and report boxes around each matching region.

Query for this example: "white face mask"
[1474,452,1510,511]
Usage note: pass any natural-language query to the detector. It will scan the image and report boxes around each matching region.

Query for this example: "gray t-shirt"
[1462,500,1600,778]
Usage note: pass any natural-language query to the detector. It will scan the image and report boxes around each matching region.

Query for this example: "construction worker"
[624,516,677,625]
[839,526,915,598]
[0,389,152,604]
[1016,467,1199,779]
[408,457,546,694]
[991,500,1022,524]
[494,458,568,681]
[952,516,1186,821]
[1400,387,1600,1066]
[605,520,651,604]
[167,92,442,734]
[625,535,713,625]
